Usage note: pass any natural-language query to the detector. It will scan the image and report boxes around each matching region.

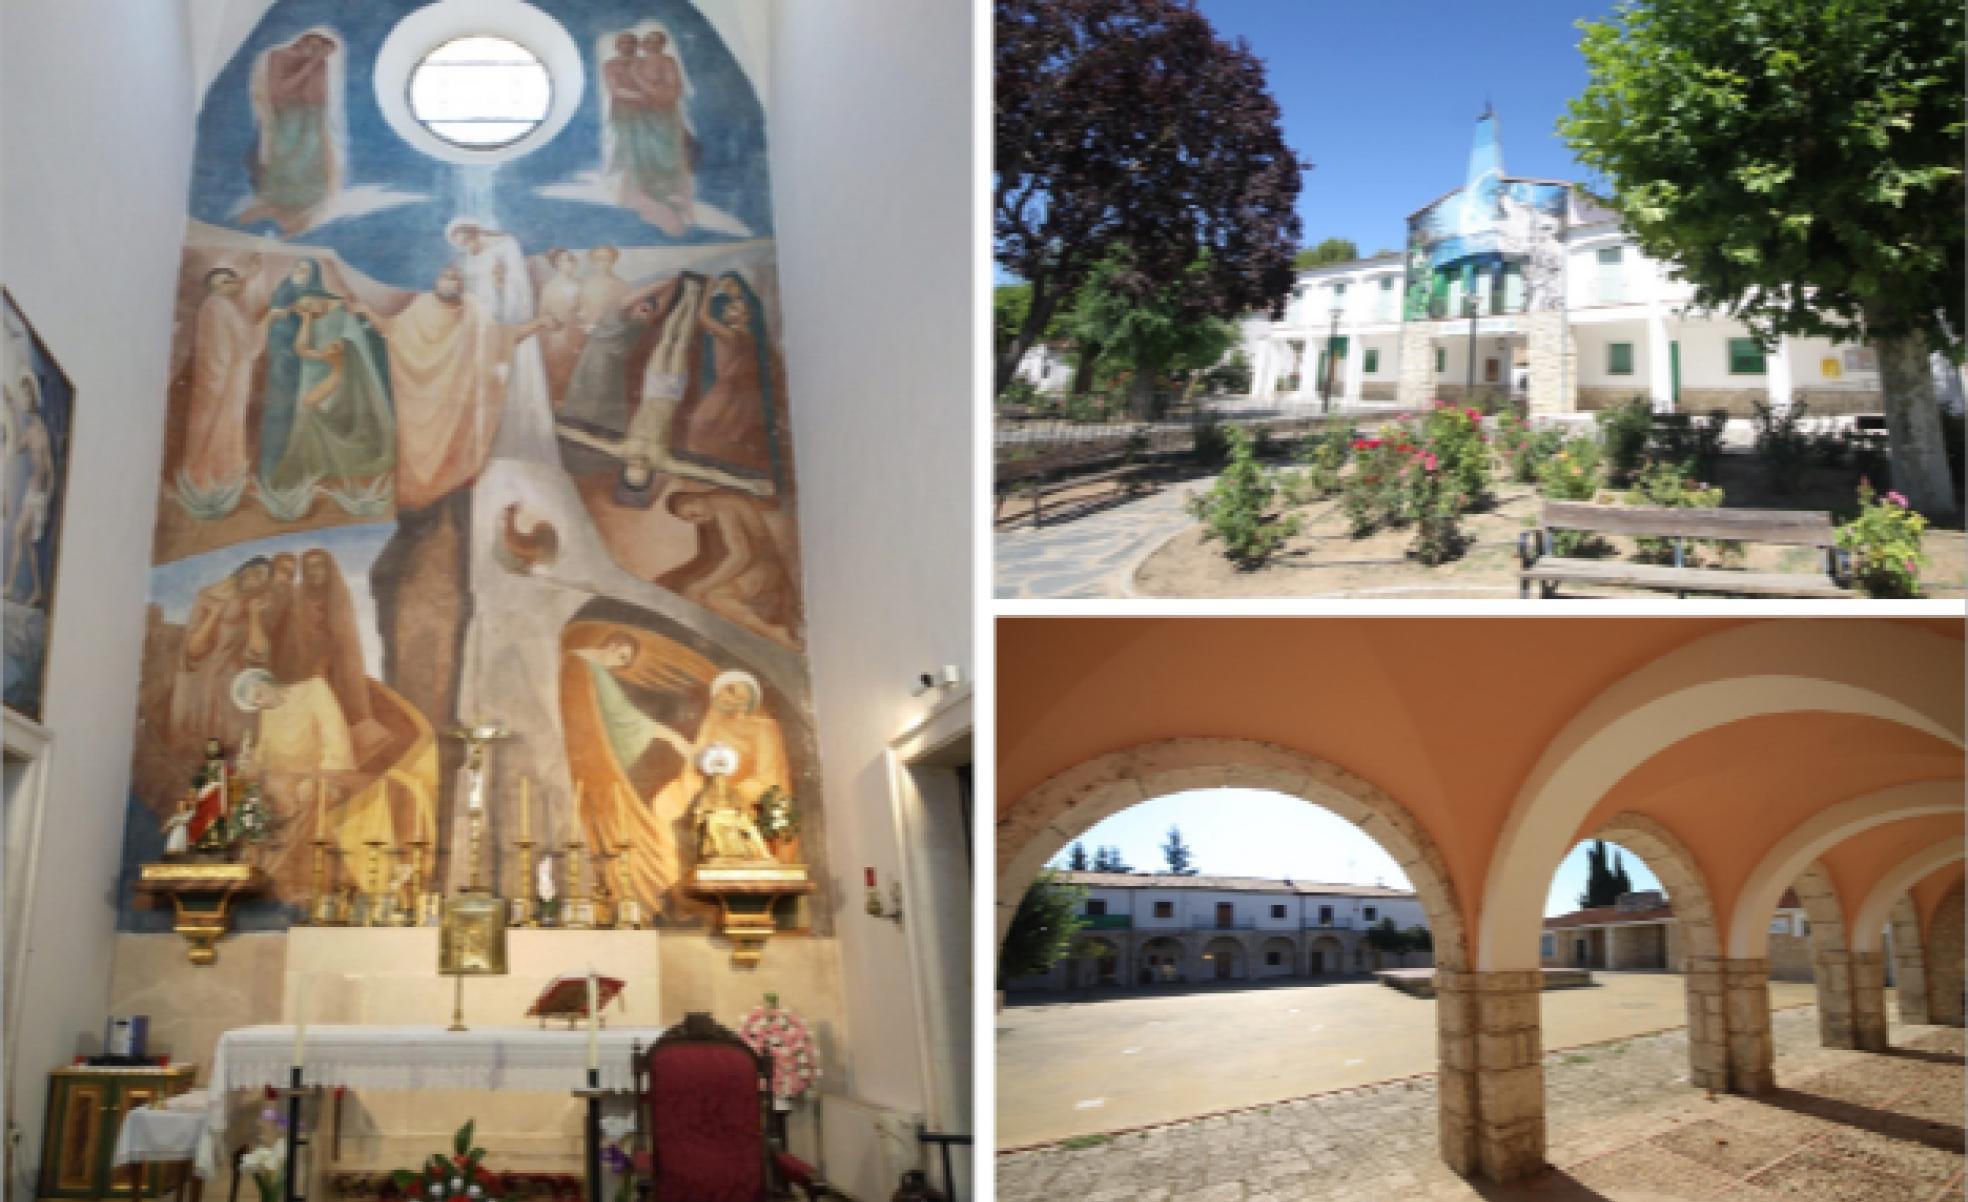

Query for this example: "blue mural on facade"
[1403,111,1570,321]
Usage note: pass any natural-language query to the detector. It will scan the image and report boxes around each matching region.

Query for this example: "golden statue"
[693,744,774,863]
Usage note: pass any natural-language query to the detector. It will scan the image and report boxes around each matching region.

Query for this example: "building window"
[1364,906,1377,921]
[1153,900,1174,919]
[1729,338,1767,375]
[1086,899,1107,917]
[1608,342,1635,376]
[1541,934,1556,958]
[1596,245,1624,304]
[1318,905,1334,926]
[409,36,553,149]
[1378,277,1395,320]
[1266,951,1283,966]
[1503,262,1526,312]
[1270,904,1287,919]
[1434,347,1446,374]
[1363,348,1380,374]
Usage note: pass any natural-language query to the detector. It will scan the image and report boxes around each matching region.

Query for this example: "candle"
[468,764,484,814]
[314,776,326,837]
[519,776,531,842]
[292,1018,306,1069]
[585,970,600,1072]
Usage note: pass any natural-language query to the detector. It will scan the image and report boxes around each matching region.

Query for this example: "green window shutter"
[1728,338,1767,374]
[1434,347,1446,373]
[1607,342,1634,375]
[1364,348,1380,374]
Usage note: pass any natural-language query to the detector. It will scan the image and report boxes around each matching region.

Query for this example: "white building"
[1010,872,1432,992]
[1244,111,1904,419]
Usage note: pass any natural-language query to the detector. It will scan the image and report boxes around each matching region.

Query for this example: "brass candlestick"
[307,835,336,925]
[363,839,389,927]
[512,836,538,926]
[592,848,618,930]
[615,841,643,929]
[389,845,415,925]
[564,839,594,929]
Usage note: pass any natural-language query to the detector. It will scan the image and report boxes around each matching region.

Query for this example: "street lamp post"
[1322,302,1344,414]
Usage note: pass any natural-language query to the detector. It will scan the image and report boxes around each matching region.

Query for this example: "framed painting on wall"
[3,289,76,723]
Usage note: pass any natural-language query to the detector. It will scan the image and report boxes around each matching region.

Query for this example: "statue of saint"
[693,744,773,864]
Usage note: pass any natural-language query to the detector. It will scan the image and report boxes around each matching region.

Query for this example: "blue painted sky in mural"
[191,0,771,289]
[1197,0,1619,256]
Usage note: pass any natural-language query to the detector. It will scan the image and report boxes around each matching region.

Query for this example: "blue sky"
[1194,0,1621,255]
[1048,789,1663,918]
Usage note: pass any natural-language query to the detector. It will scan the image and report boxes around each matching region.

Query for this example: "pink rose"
[1886,491,1909,509]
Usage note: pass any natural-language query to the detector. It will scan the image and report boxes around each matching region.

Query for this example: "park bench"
[993,441,1156,528]
[1518,500,1850,599]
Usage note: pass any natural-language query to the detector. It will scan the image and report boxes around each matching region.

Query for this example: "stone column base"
[1684,957,1732,1091]
[1853,951,1889,1051]
[1816,950,1858,1049]
[1396,323,1435,408]
[1723,958,1776,1093]
[1437,969,1545,1183]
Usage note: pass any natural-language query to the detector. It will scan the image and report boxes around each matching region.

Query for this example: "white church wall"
[767,2,974,1199]
[0,0,198,1173]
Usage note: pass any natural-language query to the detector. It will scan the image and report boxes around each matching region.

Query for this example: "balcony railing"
[1079,914,1132,930]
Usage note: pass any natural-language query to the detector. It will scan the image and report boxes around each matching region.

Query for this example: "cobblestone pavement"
[996,1008,1967,1202]
[993,477,1210,599]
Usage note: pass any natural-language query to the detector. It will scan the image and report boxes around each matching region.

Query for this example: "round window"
[408,35,552,150]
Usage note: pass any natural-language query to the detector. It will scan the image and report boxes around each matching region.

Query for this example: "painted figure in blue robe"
[239,31,343,237]
[602,30,696,236]
[266,289,396,495]
[258,259,324,480]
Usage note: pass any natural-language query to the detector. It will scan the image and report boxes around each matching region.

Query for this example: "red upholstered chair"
[631,1013,822,1202]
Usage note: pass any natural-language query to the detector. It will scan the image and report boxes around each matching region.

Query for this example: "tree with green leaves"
[1064,250,1241,416]
[1561,0,1964,517]
[997,869,1088,984]
[995,0,1304,393]
[1612,850,1635,898]
[1067,841,1089,871]
[1295,237,1360,269]
[1365,916,1407,966]
[1577,840,1629,908]
[1161,825,1198,875]
[1091,844,1133,873]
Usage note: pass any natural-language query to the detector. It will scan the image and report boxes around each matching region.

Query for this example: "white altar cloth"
[113,1103,216,1180]
[206,1025,664,1173]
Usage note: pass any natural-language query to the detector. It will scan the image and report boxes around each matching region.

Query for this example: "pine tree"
[1161,825,1198,875]
[1068,842,1089,872]
[1578,840,1625,908]
[1611,850,1635,899]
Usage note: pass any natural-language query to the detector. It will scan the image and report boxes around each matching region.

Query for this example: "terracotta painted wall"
[116,0,831,940]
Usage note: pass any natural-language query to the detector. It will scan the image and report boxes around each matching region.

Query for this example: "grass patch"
[1060,1134,1113,1151]
[1563,1054,1592,1065]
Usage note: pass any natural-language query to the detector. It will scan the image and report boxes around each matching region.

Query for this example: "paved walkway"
[998,975,1822,1147]
[993,477,1209,599]
[997,1009,1965,1202]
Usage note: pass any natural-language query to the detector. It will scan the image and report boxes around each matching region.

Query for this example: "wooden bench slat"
[1522,557,1848,598]
[1540,501,1835,546]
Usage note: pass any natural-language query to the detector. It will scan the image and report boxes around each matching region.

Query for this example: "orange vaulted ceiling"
[1817,813,1966,924]
[1912,861,1967,933]
[997,616,1964,936]
[1582,712,1964,926]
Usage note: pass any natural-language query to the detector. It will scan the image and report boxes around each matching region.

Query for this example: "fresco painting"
[2,291,76,722]
[1402,112,1570,321]
[121,0,820,932]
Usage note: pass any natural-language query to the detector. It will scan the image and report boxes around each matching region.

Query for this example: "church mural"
[119,0,821,935]
[2,291,77,723]
[1401,112,1570,321]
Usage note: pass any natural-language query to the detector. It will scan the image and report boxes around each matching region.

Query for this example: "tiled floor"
[995,1010,1965,1202]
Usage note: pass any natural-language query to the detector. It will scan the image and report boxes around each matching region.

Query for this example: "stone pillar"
[1852,951,1889,1051]
[1526,309,1574,416]
[1816,950,1858,1048]
[1436,970,1545,1183]
[1396,323,1434,408]
[1683,957,1732,1091]
[1723,959,1776,1093]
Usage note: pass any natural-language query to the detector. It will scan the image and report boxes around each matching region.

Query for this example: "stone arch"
[1852,844,1967,955]
[1070,935,1123,989]
[1307,934,1345,975]
[1926,880,1965,1027]
[1887,895,1930,1024]
[1480,621,1963,971]
[1257,934,1297,979]
[1201,935,1246,981]
[997,738,1470,971]
[1727,783,1963,959]
[1792,861,1859,1048]
[1137,935,1184,986]
[1586,813,1731,1089]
